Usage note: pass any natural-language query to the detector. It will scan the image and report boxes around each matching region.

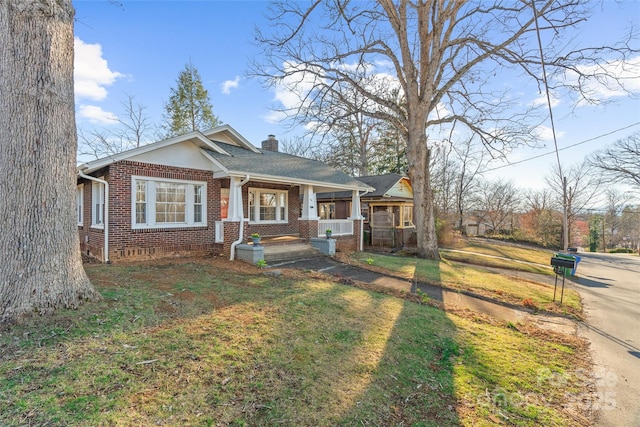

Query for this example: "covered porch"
[217,180,370,261]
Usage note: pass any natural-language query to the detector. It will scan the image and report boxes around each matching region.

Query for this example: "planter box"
[310,237,336,256]
[236,244,265,264]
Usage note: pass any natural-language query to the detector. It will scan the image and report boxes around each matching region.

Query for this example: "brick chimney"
[261,134,279,152]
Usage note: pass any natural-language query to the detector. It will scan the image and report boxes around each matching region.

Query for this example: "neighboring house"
[317,173,415,247]
[76,125,374,262]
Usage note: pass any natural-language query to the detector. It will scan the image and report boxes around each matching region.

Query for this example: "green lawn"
[0,259,592,426]
[444,238,555,266]
[349,251,582,316]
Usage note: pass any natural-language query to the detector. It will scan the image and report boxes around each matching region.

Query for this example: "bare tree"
[279,135,322,159]
[473,179,521,234]
[588,133,640,190]
[430,142,457,221]
[78,94,157,159]
[521,188,562,247]
[452,135,486,234]
[619,205,640,253]
[546,161,602,247]
[324,111,380,176]
[603,188,634,247]
[253,0,637,259]
[1,0,100,323]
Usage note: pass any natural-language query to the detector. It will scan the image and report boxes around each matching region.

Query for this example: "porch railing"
[318,219,353,237]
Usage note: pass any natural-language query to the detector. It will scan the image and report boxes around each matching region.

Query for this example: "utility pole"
[602,216,606,253]
[562,176,569,252]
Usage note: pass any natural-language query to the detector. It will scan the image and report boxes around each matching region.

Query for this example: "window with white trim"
[403,205,414,227]
[91,180,104,228]
[319,202,335,220]
[76,184,84,226]
[248,188,288,223]
[132,176,206,229]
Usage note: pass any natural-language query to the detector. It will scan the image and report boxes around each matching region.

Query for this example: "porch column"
[223,176,249,259]
[349,190,364,252]
[300,184,318,220]
[227,176,245,221]
[348,190,362,219]
[299,184,318,240]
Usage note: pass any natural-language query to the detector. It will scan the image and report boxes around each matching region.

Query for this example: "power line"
[484,121,640,173]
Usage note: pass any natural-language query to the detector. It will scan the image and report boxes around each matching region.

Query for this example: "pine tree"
[163,63,219,136]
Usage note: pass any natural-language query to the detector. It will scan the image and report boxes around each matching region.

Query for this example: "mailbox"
[550,257,575,269]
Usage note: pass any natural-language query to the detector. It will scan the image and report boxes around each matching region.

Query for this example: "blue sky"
[73,0,640,193]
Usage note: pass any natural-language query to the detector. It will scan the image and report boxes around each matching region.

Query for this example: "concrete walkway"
[273,256,577,335]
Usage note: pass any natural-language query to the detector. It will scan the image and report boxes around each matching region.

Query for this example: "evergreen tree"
[164,63,219,136]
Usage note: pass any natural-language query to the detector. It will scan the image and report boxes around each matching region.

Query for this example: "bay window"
[132,176,206,228]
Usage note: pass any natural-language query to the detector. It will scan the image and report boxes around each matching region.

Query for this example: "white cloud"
[532,92,561,108]
[221,76,240,94]
[566,55,640,105]
[264,62,325,123]
[77,105,118,125]
[535,125,565,141]
[74,37,123,101]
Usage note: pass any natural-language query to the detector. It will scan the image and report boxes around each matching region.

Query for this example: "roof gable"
[77,127,249,174]
[202,124,261,153]
[77,124,372,192]
[317,173,412,200]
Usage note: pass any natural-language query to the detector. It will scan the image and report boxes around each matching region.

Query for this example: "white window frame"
[402,205,414,227]
[91,180,105,229]
[248,187,288,224]
[76,184,84,226]
[131,176,207,229]
[319,202,335,220]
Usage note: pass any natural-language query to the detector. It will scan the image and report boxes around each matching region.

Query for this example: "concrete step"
[263,243,324,263]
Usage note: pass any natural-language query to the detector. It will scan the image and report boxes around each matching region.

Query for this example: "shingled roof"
[317,173,408,199]
[203,142,373,191]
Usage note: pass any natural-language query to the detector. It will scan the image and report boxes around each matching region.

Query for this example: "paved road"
[572,253,640,426]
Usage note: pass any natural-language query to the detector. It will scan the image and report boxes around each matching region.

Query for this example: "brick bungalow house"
[317,173,415,247]
[76,125,374,262]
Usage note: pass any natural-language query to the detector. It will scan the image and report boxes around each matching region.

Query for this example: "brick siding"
[77,161,360,262]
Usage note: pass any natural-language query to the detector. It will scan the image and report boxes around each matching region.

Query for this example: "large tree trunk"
[406,122,440,260]
[0,0,100,323]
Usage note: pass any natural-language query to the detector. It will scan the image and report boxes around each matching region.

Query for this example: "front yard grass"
[348,251,582,317]
[444,238,555,266]
[0,258,592,426]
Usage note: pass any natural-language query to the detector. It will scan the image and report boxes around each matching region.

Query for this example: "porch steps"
[263,243,324,264]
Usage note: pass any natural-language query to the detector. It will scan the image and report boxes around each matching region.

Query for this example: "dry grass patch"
[444,238,554,266]
[0,257,591,426]
[347,252,582,317]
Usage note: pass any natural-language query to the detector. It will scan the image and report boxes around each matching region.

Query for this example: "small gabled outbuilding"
[317,173,415,248]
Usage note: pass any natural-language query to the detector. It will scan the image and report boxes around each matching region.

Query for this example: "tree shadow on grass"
[0,257,589,426]
[0,259,460,426]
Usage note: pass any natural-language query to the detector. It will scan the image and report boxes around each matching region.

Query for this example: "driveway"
[571,253,640,426]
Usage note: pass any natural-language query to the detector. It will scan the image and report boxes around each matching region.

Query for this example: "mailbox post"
[550,256,575,305]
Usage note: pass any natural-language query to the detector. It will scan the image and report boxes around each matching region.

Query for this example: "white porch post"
[227,176,245,221]
[349,190,362,219]
[350,190,364,251]
[300,184,318,220]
